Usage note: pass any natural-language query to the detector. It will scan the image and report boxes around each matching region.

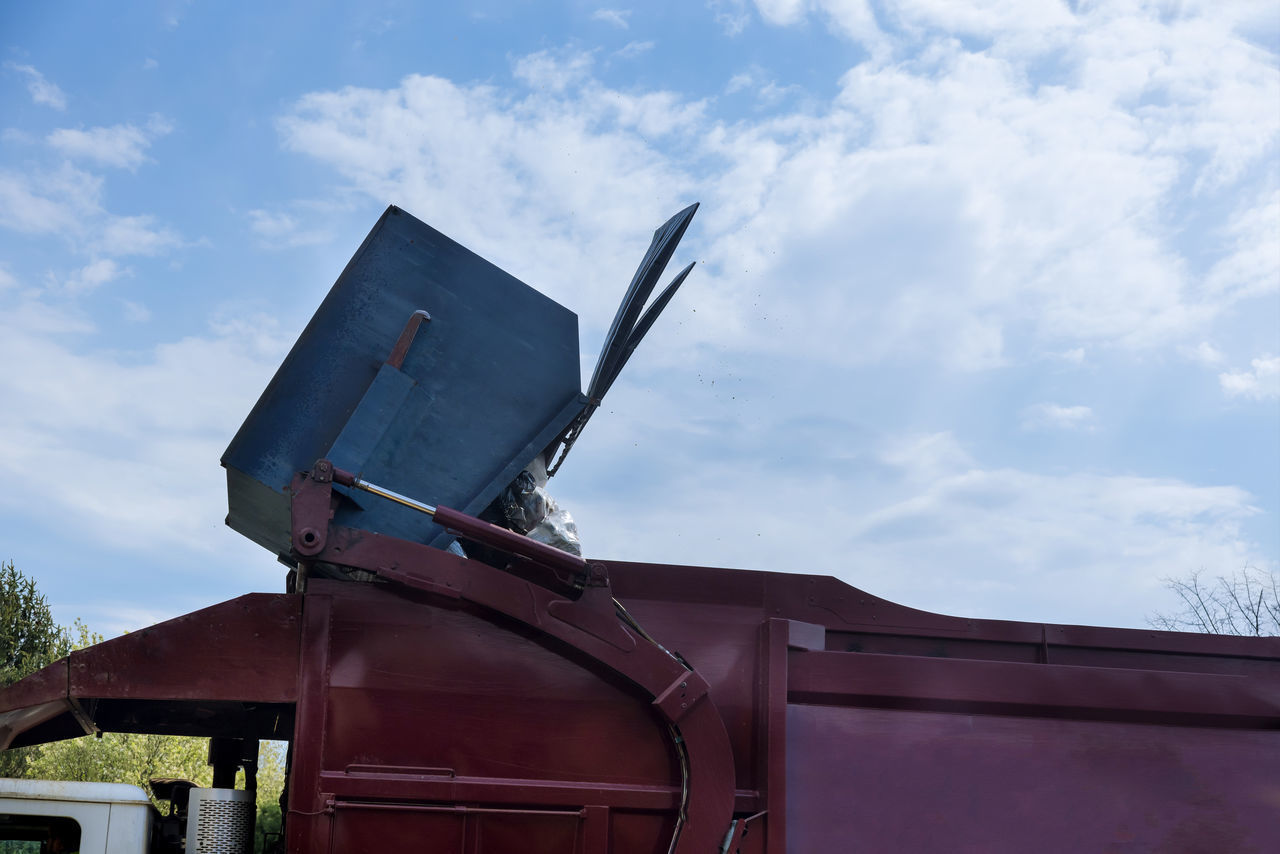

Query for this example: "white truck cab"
[0,778,152,854]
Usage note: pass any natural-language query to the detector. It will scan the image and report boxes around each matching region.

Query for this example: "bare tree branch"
[1149,565,1280,637]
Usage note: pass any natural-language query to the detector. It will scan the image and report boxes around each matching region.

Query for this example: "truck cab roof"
[0,778,151,806]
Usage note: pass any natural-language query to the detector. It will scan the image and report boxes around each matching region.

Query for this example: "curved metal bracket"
[297,512,736,853]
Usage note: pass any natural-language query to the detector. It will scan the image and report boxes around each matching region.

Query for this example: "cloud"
[724,66,803,105]
[0,295,288,557]
[1220,356,1280,400]
[5,62,67,110]
[512,48,598,92]
[246,208,331,248]
[262,34,1276,632]
[725,71,754,94]
[120,299,152,323]
[94,214,183,256]
[709,0,752,35]
[277,66,705,329]
[0,164,183,261]
[890,0,1076,41]
[274,25,1276,378]
[591,8,631,29]
[0,163,103,234]
[565,423,1266,627]
[752,0,805,26]
[1021,403,1096,432]
[46,115,173,170]
[1204,190,1280,304]
[1184,341,1225,366]
[750,0,888,53]
[63,258,126,294]
[615,40,655,59]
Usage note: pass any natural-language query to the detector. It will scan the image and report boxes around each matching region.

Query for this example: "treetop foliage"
[0,560,69,689]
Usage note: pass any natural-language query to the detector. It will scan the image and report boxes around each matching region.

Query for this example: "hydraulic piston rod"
[326,464,589,585]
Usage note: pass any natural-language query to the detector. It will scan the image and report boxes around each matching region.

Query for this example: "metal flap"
[221,206,584,556]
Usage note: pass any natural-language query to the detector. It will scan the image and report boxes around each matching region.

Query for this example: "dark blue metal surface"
[222,205,583,556]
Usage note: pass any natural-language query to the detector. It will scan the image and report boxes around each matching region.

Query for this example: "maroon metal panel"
[0,659,68,716]
[286,589,334,854]
[281,469,741,854]
[756,621,788,854]
[609,561,1280,663]
[0,594,302,749]
[786,705,1280,853]
[287,581,686,853]
[1,535,1274,853]
[788,649,1280,727]
[0,699,73,750]
[67,593,301,702]
[330,803,587,853]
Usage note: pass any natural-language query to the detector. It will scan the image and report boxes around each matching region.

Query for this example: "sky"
[1,0,1277,636]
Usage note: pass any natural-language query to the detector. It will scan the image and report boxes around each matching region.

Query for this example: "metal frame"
[286,462,738,853]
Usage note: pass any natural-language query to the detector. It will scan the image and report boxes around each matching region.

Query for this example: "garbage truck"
[0,205,1276,853]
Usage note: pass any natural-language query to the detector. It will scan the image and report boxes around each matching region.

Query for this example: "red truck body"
[1,550,1276,852]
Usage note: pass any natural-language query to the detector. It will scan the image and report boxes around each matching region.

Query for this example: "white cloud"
[1204,190,1280,304]
[259,30,1276,631]
[277,68,703,327]
[724,66,802,104]
[0,296,288,556]
[890,0,1076,41]
[0,163,103,235]
[247,208,331,248]
[615,40,655,59]
[0,266,16,291]
[94,214,183,256]
[143,58,159,71]
[709,0,752,35]
[513,48,597,91]
[120,299,152,323]
[1220,356,1280,401]
[46,116,173,170]
[63,258,126,294]
[0,163,184,259]
[1184,341,1225,366]
[5,62,67,110]
[753,0,806,27]
[564,423,1265,627]
[591,8,631,29]
[2,128,36,144]
[750,0,888,53]
[1021,402,1096,432]
[274,27,1277,376]
[726,71,755,94]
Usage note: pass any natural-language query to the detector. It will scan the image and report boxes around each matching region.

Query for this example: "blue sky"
[1,0,1277,634]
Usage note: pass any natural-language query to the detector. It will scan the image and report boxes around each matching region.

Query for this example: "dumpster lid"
[221,205,585,557]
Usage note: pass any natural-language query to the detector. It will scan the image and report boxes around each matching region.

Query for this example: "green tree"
[254,741,287,854]
[24,732,213,800]
[0,560,71,777]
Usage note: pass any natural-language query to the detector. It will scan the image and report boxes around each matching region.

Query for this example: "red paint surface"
[0,552,1276,852]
